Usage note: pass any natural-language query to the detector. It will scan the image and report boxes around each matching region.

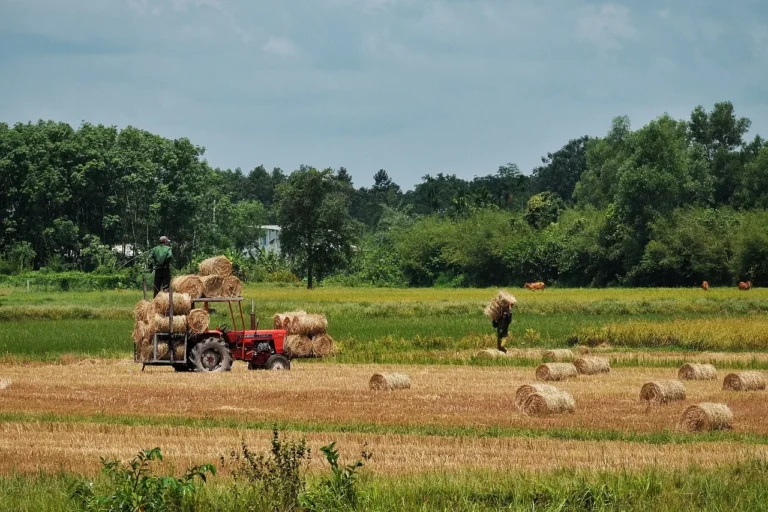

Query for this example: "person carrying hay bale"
[678,363,717,381]
[484,290,516,353]
[148,236,173,297]
[370,373,411,391]
[678,403,733,432]
[535,363,578,381]
[723,371,767,391]
[521,389,575,416]
[574,357,611,375]
[640,380,686,404]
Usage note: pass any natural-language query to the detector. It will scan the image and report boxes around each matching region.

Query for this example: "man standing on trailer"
[149,236,173,297]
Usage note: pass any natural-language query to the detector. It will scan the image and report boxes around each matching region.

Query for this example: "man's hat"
[160,236,170,243]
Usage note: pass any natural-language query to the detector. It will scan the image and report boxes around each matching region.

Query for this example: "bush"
[301,442,372,511]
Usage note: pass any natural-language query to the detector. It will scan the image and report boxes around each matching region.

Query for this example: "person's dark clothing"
[492,309,512,352]
[149,244,173,297]
[153,267,170,297]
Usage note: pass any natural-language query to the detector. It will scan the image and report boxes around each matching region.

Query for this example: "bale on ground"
[640,380,686,404]
[483,290,517,322]
[172,275,204,299]
[151,314,187,333]
[187,309,210,334]
[199,256,233,278]
[574,356,611,375]
[287,314,328,336]
[723,371,767,391]
[221,275,243,297]
[311,333,336,357]
[514,384,562,410]
[679,403,733,432]
[678,363,717,380]
[134,300,152,323]
[535,363,578,381]
[284,335,312,357]
[543,349,574,362]
[200,275,224,297]
[370,373,411,391]
[151,292,191,316]
[475,349,507,359]
[521,390,576,416]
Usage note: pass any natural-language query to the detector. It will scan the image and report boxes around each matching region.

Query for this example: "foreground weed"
[301,442,372,511]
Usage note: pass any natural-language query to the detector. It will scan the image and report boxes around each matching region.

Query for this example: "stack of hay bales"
[275,311,336,358]
[171,255,242,299]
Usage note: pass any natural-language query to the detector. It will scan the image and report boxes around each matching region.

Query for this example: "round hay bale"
[221,275,243,297]
[640,380,686,404]
[723,371,767,391]
[543,349,574,362]
[151,292,191,316]
[521,390,575,416]
[200,275,224,297]
[187,309,210,334]
[475,349,506,359]
[679,403,733,432]
[151,314,187,333]
[199,256,233,278]
[369,373,411,391]
[172,275,204,299]
[134,300,152,323]
[142,321,154,344]
[678,363,717,381]
[514,384,561,410]
[132,321,148,344]
[287,314,328,336]
[535,363,578,381]
[311,333,335,357]
[284,335,312,357]
[483,290,517,322]
[574,356,611,375]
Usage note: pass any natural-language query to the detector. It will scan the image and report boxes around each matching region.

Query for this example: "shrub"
[301,442,372,511]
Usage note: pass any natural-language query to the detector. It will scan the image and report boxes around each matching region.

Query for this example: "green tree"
[532,136,591,202]
[525,192,564,229]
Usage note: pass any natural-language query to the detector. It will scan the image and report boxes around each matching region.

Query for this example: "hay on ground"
[221,275,243,297]
[483,290,517,322]
[514,384,562,410]
[640,380,686,404]
[521,390,575,416]
[369,373,411,391]
[475,349,507,359]
[543,349,574,362]
[151,314,187,333]
[199,256,233,278]
[287,314,328,336]
[574,356,611,375]
[134,300,152,323]
[678,363,717,380]
[535,363,578,381]
[284,335,312,357]
[172,275,204,299]
[679,403,733,432]
[311,333,336,357]
[151,292,191,316]
[0,378,11,390]
[200,275,224,297]
[723,371,767,391]
[186,309,210,334]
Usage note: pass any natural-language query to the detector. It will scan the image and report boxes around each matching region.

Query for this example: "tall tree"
[531,136,590,202]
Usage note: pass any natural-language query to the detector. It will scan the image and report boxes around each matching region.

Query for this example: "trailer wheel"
[190,337,233,373]
[173,363,192,372]
[264,354,290,371]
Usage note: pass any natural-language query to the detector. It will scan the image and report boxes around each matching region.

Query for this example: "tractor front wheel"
[264,354,290,371]
[190,337,233,373]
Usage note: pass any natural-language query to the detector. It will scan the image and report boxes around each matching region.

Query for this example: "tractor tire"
[264,354,290,371]
[190,337,233,373]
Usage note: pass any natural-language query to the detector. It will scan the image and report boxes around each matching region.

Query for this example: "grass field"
[1,285,768,510]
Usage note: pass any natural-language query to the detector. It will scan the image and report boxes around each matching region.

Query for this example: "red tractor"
[137,292,291,372]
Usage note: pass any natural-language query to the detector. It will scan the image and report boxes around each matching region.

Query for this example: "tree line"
[1,101,768,287]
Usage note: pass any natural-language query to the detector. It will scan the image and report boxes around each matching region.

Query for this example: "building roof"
[260,225,281,231]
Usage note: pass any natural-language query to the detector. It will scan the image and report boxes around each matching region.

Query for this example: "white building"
[256,225,282,255]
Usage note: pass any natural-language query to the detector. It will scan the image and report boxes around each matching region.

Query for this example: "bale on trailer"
[132,321,149,344]
[723,371,767,391]
[483,290,517,322]
[273,311,307,329]
[200,275,224,297]
[514,384,561,410]
[535,363,578,381]
[640,380,686,404]
[543,349,574,362]
[134,300,152,323]
[151,314,187,333]
[370,373,411,391]
[172,275,204,299]
[288,314,328,336]
[151,292,191,316]
[521,390,575,416]
[139,341,185,362]
[679,403,733,432]
[284,335,312,357]
[574,357,611,375]
[311,333,335,357]
[199,256,232,278]
[221,275,243,297]
[187,309,210,334]
[678,363,717,380]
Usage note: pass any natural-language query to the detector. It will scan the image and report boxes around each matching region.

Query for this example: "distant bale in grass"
[574,356,611,375]
[221,275,243,297]
[288,314,328,336]
[172,275,204,299]
[151,314,187,333]
[311,333,336,357]
[199,256,232,278]
[284,335,312,357]
[543,349,574,362]
[475,349,507,359]
[201,275,224,297]
[521,390,575,416]
[535,363,578,381]
[151,292,191,316]
[640,380,686,404]
[370,373,411,391]
[679,403,733,432]
[678,363,717,381]
[483,290,517,322]
[186,309,210,334]
[723,371,767,391]
[514,384,561,410]
[134,300,152,323]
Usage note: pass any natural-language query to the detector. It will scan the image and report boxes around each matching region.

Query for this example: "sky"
[1,0,767,190]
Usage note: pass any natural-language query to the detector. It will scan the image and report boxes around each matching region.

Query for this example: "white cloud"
[262,36,300,57]
[577,4,637,52]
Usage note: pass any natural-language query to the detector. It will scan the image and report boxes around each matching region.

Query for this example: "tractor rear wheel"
[264,354,290,371]
[190,337,233,373]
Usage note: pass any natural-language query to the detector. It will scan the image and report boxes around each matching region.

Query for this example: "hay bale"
[287,314,328,336]
[201,275,224,297]
[678,363,717,381]
[311,333,336,357]
[521,390,575,416]
[543,349,574,362]
[221,275,243,297]
[475,349,506,359]
[369,373,411,391]
[483,290,517,322]
[640,380,686,404]
[172,275,204,299]
[151,314,187,333]
[151,292,191,316]
[0,378,10,390]
[275,311,307,329]
[574,356,611,375]
[514,384,562,410]
[284,335,312,357]
[132,321,148,344]
[199,256,233,278]
[134,300,152,323]
[679,403,733,432]
[187,309,210,334]
[723,371,767,391]
[138,340,185,361]
[535,363,578,381]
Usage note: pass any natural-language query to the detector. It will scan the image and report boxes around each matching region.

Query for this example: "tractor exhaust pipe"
[250,299,256,330]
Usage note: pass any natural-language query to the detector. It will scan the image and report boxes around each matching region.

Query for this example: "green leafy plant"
[301,442,372,511]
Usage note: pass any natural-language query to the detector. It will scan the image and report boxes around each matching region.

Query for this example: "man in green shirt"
[149,236,173,297]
